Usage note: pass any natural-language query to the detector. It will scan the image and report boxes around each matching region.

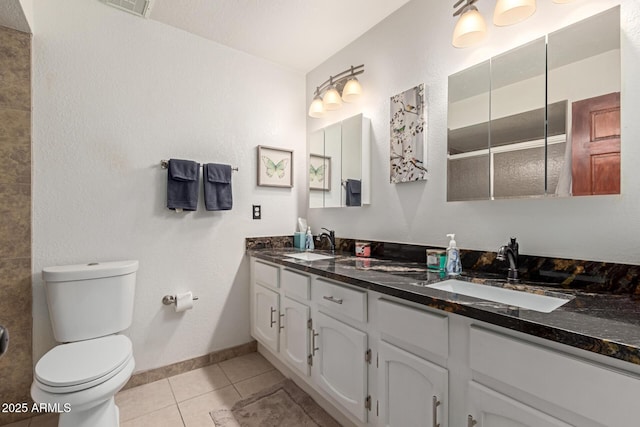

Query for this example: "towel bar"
[160,159,238,172]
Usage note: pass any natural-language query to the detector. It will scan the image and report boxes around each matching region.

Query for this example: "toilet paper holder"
[162,294,199,306]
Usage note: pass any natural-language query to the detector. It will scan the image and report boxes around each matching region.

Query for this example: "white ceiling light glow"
[308,65,365,118]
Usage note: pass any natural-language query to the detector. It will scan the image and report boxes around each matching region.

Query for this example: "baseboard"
[123,340,257,390]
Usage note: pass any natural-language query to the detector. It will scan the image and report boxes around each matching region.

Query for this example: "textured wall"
[306,0,640,265]
[0,25,32,426]
[32,0,306,372]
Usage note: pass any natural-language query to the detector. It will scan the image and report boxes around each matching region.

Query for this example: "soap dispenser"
[305,227,315,250]
[446,233,462,276]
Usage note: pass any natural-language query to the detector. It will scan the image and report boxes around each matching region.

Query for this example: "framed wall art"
[390,83,427,183]
[309,154,331,191]
[257,145,293,188]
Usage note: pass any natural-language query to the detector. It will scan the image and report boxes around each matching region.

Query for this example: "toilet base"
[58,397,119,427]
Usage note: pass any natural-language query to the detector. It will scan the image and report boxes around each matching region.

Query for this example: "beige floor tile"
[28,413,58,427]
[218,352,274,383]
[115,379,176,422]
[178,385,241,427]
[168,364,231,402]
[2,419,30,427]
[121,404,184,427]
[233,369,285,398]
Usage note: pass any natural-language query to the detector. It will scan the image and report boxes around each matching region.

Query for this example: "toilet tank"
[42,260,138,343]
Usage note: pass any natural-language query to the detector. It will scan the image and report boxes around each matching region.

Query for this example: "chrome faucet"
[497,237,519,282]
[317,228,336,253]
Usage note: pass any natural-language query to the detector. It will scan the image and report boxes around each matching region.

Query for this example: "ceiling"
[148,0,412,72]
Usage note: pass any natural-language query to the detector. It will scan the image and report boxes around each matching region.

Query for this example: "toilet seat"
[35,335,132,393]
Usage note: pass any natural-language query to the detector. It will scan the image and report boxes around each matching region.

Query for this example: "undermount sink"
[284,252,335,261]
[427,279,572,313]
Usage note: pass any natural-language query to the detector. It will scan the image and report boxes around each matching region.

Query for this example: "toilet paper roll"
[175,291,194,312]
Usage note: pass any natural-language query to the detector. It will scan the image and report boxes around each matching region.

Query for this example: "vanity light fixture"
[308,65,364,118]
[493,0,536,26]
[452,0,487,48]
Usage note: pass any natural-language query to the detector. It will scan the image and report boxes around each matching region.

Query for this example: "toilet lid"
[36,335,132,388]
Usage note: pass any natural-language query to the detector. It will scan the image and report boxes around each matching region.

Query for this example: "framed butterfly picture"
[309,154,331,191]
[257,145,294,188]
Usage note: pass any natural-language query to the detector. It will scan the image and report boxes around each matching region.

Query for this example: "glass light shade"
[308,96,325,118]
[493,0,536,26]
[323,86,343,111]
[552,0,573,3]
[341,78,362,103]
[452,7,487,48]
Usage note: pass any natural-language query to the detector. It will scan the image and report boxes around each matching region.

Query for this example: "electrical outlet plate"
[252,205,261,220]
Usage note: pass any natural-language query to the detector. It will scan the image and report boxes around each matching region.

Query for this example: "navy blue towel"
[167,159,200,211]
[204,163,232,211]
[345,179,362,207]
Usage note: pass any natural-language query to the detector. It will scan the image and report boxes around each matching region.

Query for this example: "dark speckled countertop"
[248,248,640,366]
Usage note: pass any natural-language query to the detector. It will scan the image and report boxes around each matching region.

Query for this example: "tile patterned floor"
[6,352,284,427]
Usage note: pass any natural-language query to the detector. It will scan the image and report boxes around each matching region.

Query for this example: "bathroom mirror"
[308,113,371,208]
[548,7,621,196]
[447,6,620,201]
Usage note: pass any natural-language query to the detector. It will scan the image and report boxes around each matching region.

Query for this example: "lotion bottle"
[305,227,315,250]
[445,233,462,276]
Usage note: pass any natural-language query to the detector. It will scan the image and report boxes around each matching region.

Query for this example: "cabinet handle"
[468,415,477,427]
[432,396,441,427]
[323,295,343,304]
[279,313,285,330]
[312,329,319,355]
[270,307,277,328]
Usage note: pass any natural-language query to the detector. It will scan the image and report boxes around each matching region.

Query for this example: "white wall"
[32,0,306,370]
[306,0,640,264]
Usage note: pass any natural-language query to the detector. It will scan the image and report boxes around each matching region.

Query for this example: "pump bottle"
[445,233,462,276]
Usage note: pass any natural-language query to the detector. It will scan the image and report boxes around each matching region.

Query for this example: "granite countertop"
[248,248,640,366]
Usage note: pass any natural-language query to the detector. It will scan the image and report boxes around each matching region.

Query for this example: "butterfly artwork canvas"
[309,154,331,191]
[257,145,293,188]
[390,84,427,184]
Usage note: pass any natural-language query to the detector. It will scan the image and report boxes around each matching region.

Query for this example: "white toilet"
[31,260,138,427]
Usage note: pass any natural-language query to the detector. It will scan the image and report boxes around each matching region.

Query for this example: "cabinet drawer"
[254,260,279,288]
[281,269,310,300]
[314,278,367,323]
[470,326,640,427]
[377,298,448,359]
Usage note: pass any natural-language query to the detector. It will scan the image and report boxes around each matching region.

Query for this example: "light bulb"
[494,0,536,26]
[308,95,325,118]
[342,77,362,103]
[452,6,487,48]
[323,86,343,111]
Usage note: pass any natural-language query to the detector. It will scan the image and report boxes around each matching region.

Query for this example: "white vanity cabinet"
[312,311,369,423]
[249,256,640,427]
[466,381,571,427]
[376,298,449,427]
[280,268,312,377]
[251,260,280,354]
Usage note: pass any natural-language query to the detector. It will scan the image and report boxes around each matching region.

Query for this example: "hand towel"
[167,159,200,211]
[345,179,362,207]
[204,163,233,211]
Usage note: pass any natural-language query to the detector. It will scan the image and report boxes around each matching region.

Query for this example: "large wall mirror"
[447,6,620,201]
[309,113,371,208]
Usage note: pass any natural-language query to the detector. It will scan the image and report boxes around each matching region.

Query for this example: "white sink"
[427,279,571,313]
[284,252,335,261]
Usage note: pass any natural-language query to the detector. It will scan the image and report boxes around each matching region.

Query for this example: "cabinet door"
[281,296,310,377]
[312,311,368,423]
[467,382,571,427]
[378,341,448,427]
[252,283,279,353]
